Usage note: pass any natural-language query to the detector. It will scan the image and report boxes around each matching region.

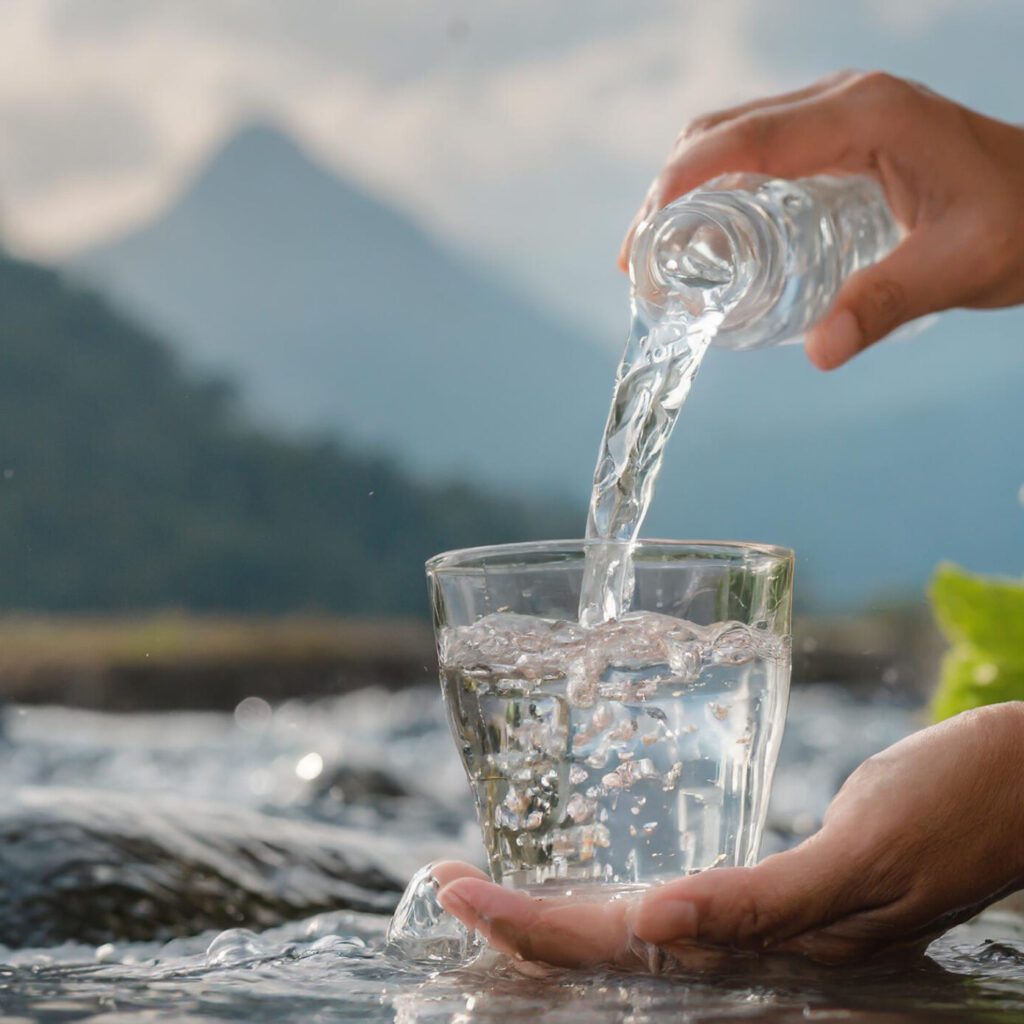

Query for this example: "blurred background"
[1,7,1024,1010]
[0,0,1021,705]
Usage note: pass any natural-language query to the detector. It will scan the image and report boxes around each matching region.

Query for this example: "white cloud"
[863,0,972,34]
[1,0,1018,338]
[0,0,777,261]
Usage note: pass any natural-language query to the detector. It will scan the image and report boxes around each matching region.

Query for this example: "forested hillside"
[0,254,572,613]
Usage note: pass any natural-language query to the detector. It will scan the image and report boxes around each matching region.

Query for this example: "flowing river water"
[0,684,1021,1022]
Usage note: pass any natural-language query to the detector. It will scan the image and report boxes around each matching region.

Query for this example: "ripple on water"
[0,686,1019,1022]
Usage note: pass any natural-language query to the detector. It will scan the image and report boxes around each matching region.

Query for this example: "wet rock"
[301,761,469,837]
[0,788,417,948]
[309,764,411,805]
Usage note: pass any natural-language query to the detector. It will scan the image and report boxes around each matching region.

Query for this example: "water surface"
[0,685,1020,1022]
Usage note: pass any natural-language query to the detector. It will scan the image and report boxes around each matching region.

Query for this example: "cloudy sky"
[2,0,1023,335]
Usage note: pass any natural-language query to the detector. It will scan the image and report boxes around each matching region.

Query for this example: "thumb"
[631,832,866,953]
[805,234,949,370]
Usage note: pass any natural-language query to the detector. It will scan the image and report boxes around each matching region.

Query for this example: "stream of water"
[580,312,720,627]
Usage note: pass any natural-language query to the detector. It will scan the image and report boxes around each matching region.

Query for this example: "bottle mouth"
[630,192,777,333]
[651,209,736,293]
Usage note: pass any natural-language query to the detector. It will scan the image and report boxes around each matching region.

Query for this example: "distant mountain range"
[70,122,1024,609]
[71,123,616,495]
[0,252,571,614]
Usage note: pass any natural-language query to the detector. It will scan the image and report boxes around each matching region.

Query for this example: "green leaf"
[928,563,1024,721]
[929,563,1024,664]
[931,645,1024,721]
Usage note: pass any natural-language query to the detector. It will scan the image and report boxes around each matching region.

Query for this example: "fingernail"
[634,898,698,944]
[809,309,862,370]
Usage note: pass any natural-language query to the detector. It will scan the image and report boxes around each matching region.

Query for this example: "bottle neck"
[630,174,900,352]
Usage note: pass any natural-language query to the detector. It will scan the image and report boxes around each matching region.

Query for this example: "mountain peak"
[206,120,313,174]
[181,119,347,213]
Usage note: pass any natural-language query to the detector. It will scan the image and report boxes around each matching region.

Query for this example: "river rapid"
[0,683,1020,1023]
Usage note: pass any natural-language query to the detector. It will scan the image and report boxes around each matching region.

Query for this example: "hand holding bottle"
[621,71,1024,369]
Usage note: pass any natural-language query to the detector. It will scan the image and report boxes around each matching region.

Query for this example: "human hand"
[619,71,1024,370]
[436,701,1024,968]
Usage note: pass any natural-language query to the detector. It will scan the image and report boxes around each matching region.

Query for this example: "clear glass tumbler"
[426,539,793,894]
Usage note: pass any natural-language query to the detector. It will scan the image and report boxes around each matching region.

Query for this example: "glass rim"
[425,537,794,575]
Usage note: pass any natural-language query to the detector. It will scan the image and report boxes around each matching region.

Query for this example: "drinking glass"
[426,539,793,893]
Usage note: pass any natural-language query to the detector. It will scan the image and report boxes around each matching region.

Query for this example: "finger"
[647,95,871,213]
[438,877,643,968]
[804,231,954,370]
[620,74,920,269]
[632,832,869,952]
[618,72,860,269]
[688,70,858,135]
[618,201,654,272]
[430,860,489,889]
[437,879,539,960]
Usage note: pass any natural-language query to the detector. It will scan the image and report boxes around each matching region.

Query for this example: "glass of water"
[426,539,793,894]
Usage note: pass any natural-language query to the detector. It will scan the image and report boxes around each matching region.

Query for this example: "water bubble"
[710,624,756,665]
[494,804,521,829]
[206,929,267,966]
[503,788,530,814]
[565,794,595,824]
[567,661,597,708]
[708,702,730,722]
[305,935,368,957]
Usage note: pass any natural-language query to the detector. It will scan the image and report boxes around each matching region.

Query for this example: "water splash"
[386,864,485,966]
[0,687,1019,1021]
